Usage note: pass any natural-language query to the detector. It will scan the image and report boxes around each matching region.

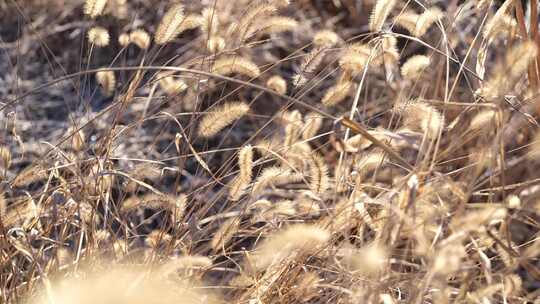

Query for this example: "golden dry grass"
[0,0,540,303]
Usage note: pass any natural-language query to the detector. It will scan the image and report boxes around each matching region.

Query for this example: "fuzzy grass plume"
[198,101,250,138]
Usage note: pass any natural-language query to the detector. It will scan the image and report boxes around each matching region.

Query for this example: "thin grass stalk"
[515,0,538,90]
[531,0,540,90]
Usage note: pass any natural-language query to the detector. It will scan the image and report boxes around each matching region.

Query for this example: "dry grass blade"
[340,117,414,171]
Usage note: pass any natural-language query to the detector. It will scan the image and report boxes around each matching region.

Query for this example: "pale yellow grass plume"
[295,195,321,217]
[369,0,397,32]
[238,145,253,185]
[118,33,130,47]
[293,47,327,86]
[236,3,277,42]
[468,109,497,132]
[340,242,388,277]
[0,193,5,218]
[413,7,444,37]
[449,206,507,234]
[277,110,302,127]
[432,242,467,276]
[482,0,516,40]
[269,0,290,8]
[271,200,300,219]
[84,0,108,18]
[252,166,303,195]
[0,146,11,170]
[481,40,538,99]
[94,229,112,247]
[288,272,321,302]
[401,101,444,139]
[291,74,308,87]
[95,69,116,97]
[201,8,219,37]
[176,14,204,34]
[282,109,304,146]
[503,274,523,297]
[121,193,186,219]
[106,0,128,19]
[125,163,162,192]
[155,3,185,45]
[284,144,312,168]
[211,216,240,251]
[266,75,287,95]
[198,101,250,138]
[302,112,323,140]
[395,7,444,37]
[228,145,253,201]
[259,17,298,35]
[372,35,399,65]
[476,0,490,10]
[29,264,219,304]
[71,130,85,152]
[2,197,38,228]
[129,29,151,49]
[400,55,430,80]
[55,247,73,268]
[251,224,330,270]
[313,30,340,47]
[468,284,505,303]
[308,153,330,195]
[394,11,419,33]
[339,43,373,75]
[321,81,352,106]
[87,26,110,47]
[379,294,397,304]
[344,129,391,152]
[211,57,261,78]
[11,164,47,187]
[157,72,188,96]
[355,150,387,178]
[528,130,540,159]
[506,194,521,209]
[255,137,282,158]
[145,230,172,249]
[207,36,226,53]
[159,255,213,277]
[483,13,517,41]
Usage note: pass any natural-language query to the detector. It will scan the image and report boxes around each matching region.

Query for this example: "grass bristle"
[369,0,397,32]
[129,29,151,49]
[211,57,261,78]
[95,69,116,96]
[259,17,298,35]
[313,30,340,47]
[251,224,330,270]
[155,4,185,45]
[87,26,110,47]
[401,101,444,139]
[198,101,250,138]
[308,153,330,195]
[321,81,352,106]
[84,0,108,18]
[400,54,430,80]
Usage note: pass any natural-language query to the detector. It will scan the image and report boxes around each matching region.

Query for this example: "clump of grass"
[3,1,540,303]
